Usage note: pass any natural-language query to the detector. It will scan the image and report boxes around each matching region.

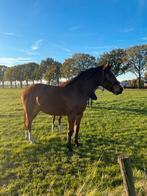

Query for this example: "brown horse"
[51,92,97,131]
[51,81,97,131]
[21,64,123,151]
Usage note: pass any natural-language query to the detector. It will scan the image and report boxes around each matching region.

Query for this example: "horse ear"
[103,63,111,70]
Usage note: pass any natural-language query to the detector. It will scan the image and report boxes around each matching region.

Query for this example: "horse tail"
[21,86,34,129]
[23,111,26,129]
[21,85,40,130]
[21,91,29,129]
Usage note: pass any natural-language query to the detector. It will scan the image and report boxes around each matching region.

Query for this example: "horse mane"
[66,66,101,87]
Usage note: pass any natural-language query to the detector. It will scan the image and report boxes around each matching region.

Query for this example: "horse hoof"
[67,150,73,156]
[29,140,35,144]
[66,144,73,151]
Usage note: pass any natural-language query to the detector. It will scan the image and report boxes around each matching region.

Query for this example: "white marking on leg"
[28,131,35,144]
[51,124,54,132]
[58,125,62,131]
[25,130,28,140]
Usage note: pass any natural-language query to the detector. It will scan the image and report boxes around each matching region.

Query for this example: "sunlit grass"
[0,88,147,195]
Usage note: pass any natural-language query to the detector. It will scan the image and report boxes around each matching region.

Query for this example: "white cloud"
[31,39,43,51]
[19,49,38,56]
[62,47,72,53]
[0,57,32,66]
[141,36,147,40]
[85,45,117,50]
[19,39,43,56]
[53,43,72,53]
[0,32,16,36]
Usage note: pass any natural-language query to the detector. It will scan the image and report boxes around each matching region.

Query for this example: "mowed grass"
[0,88,147,195]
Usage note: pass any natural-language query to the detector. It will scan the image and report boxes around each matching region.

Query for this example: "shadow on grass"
[74,132,146,173]
[0,114,19,118]
[93,104,147,116]
[16,135,78,166]
[16,128,146,176]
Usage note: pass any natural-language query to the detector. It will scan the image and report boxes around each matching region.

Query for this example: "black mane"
[66,66,101,86]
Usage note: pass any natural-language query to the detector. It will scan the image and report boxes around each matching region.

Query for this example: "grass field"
[0,88,147,195]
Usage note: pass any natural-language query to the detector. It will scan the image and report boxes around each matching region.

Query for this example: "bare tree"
[127,45,147,88]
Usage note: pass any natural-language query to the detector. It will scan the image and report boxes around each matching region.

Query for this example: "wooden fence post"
[118,155,136,196]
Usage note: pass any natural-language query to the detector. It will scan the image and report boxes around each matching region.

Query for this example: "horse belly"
[39,98,67,116]
[41,105,66,116]
[66,99,87,115]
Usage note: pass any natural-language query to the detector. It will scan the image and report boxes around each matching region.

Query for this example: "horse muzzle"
[113,85,123,95]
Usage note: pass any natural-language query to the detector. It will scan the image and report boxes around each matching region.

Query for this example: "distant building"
[121,81,131,88]
[144,81,147,87]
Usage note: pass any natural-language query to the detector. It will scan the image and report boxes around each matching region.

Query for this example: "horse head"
[102,64,123,95]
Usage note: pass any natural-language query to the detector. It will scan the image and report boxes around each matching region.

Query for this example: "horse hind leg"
[51,116,62,131]
[23,111,28,139]
[51,116,56,132]
[24,104,40,144]
[58,116,62,131]
[23,111,31,141]
[22,105,30,141]
[23,110,34,144]
[26,121,34,144]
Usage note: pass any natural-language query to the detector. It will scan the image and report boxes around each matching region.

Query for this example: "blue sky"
[0,0,147,80]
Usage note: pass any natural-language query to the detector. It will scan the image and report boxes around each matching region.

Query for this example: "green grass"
[0,88,147,195]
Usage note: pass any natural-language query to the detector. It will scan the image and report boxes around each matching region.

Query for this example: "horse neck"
[79,70,103,96]
[66,76,98,97]
[65,67,103,97]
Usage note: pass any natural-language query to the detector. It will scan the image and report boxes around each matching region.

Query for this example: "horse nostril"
[114,86,123,95]
[118,87,123,94]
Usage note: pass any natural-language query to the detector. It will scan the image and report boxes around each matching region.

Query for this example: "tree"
[72,53,97,72]
[44,62,61,85]
[23,63,39,86]
[144,72,147,81]
[127,45,147,88]
[97,49,129,76]
[0,65,7,88]
[40,58,61,85]
[15,65,24,88]
[129,79,144,88]
[32,64,42,82]
[4,67,15,88]
[61,53,97,79]
[61,58,76,79]
[40,58,55,79]
[13,66,19,88]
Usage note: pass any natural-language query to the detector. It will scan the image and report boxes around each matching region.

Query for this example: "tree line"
[0,44,146,88]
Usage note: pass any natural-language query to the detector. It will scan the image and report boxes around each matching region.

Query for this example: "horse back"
[21,84,67,115]
[21,83,87,116]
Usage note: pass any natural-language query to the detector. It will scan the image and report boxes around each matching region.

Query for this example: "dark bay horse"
[51,80,97,131]
[21,64,123,150]
[51,92,97,131]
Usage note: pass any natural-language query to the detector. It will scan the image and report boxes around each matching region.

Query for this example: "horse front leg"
[74,113,83,147]
[67,115,75,151]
